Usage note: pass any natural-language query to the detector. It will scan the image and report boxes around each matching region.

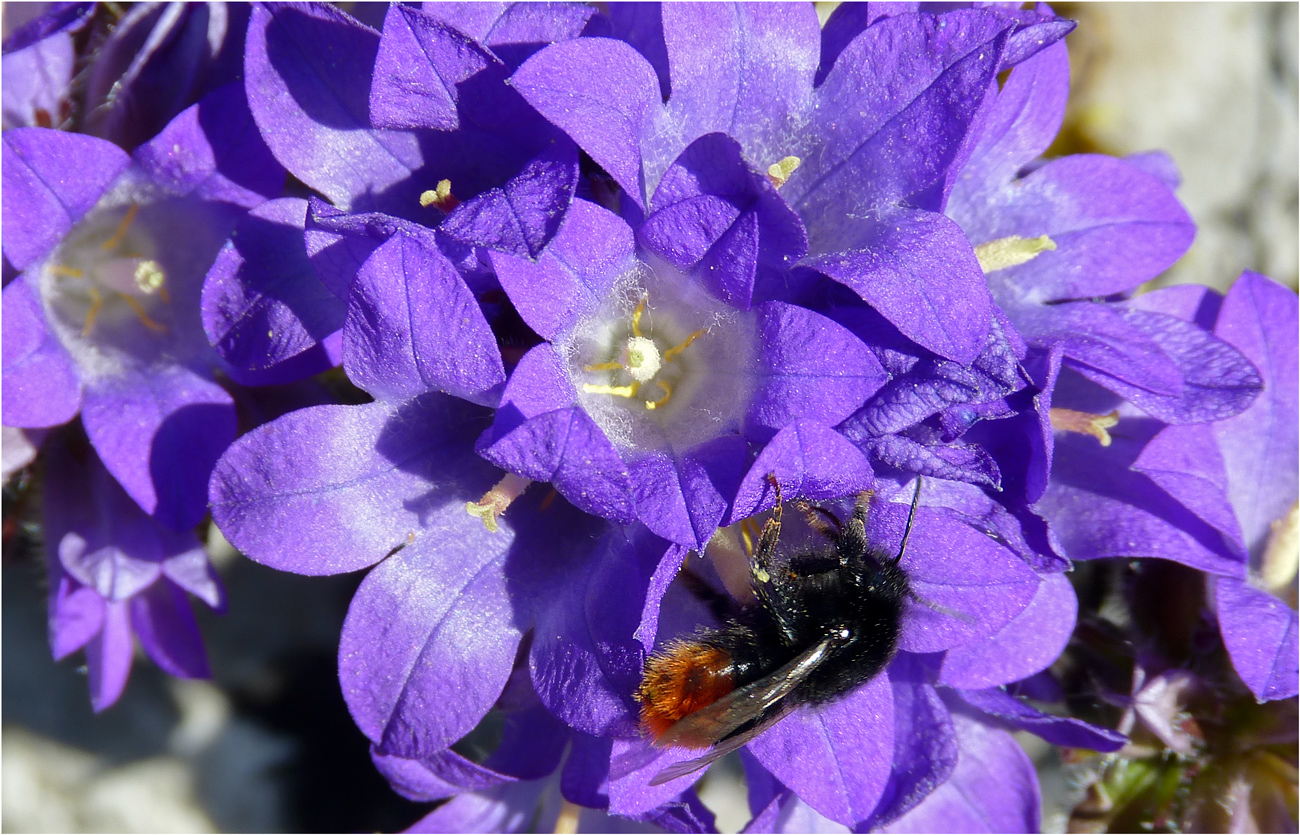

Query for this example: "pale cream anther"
[466,472,534,533]
[1049,407,1120,446]
[975,235,1057,274]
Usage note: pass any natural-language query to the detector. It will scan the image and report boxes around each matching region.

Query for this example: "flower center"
[580,295,705,411]
[44,203,170,341]
[560,260,757,453]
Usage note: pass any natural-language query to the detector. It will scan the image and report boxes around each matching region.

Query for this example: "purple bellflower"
[209,4,1128,830]
[1,82,283,707]
[201,2,586,387]
[1040,271,1297,703]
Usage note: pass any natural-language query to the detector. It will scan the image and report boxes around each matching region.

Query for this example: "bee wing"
[655,634,834,750]
[648,699,798,787]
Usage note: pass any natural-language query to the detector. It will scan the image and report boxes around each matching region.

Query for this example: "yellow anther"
[49,264,84,279]
[420,179,460,211]
[662,328,705,364]
[466,472,533,533]
[118,293,167,332]
[582,381,641,399]
[1261,502,1299,595]
[554,799,581,835]
[1049,407,1120,446]
[631,296,647,338]
[100,204,139,251]
[974,235,1057,274]
[644,379,673,410]
[82,286,104,336]
[583,360,625,372]
[766,156,802,189]
[739,517,757,557]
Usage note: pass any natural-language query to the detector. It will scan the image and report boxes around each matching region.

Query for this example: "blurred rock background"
[3,4,1297,833]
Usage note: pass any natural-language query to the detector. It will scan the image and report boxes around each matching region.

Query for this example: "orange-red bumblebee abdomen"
[635,642,735,745]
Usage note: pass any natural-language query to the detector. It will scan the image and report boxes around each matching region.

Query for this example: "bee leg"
[753,476,799,644]
[838,491,872,567]
[793,500,842,542]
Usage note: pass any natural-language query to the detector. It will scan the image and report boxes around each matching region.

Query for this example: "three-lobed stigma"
[581,295,706,412]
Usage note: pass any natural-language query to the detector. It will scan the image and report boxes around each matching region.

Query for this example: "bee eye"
[837,626,851,640]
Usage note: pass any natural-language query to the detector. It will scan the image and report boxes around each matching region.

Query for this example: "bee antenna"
[894,476,923,565]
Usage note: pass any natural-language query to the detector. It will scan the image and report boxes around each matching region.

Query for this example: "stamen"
[739,517,757,557]
[644,379,672,410]
[974,235,1057,274]
[582,381,641,398]
[631,296,647,338]
[117,294,167,332]
[583,360,625,372]
[49,264,84,279]
[82,287,104,336]
[1261,502,1299,595]
[419,179,460,212]
[554,799,581,834]
[662,329,705,364]
[100,204,139,251]
[766,156,802,189]
[465,472,534,533]
[1050,407,1120,446]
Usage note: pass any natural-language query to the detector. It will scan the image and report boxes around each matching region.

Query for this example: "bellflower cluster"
[5,2,1294,832]
[2,3,283,708]
[206,4,1149,831]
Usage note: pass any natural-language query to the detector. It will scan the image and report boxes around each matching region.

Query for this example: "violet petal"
[86,599,134,712]
[370,747,515,802]
[342,531,521,758]
[370,4,501,132]
[1077,306,1263,424]
[860,660,957,830]
[244,3,422,211]
[788,10,1011,218]
[48,572,106,661]
[343,228,504,404]
[201,197,345,382]
[728,421,874,525]
[210,395,496,575]
[881,504,1039,653]
[530,525,671,737]
[1213,272,1299,556]
[954,687,1127,751]
[133,82,284,209]
[438,142,579,259]
[512,37,662,208]
[805,210,992,365]
[1,276,82,427]
[490,198,635,341]
[628,434,749,548]
[938,572,1077,690]
[749,675,894,827]
[1,127,129,270]
[130,580,210,679]
[81,363,236,532]
[881,712,1038,833]
[659,4,818,169]
[745,302,887,439]
[1131,423,1245,549]
[1216,578,1299,702]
